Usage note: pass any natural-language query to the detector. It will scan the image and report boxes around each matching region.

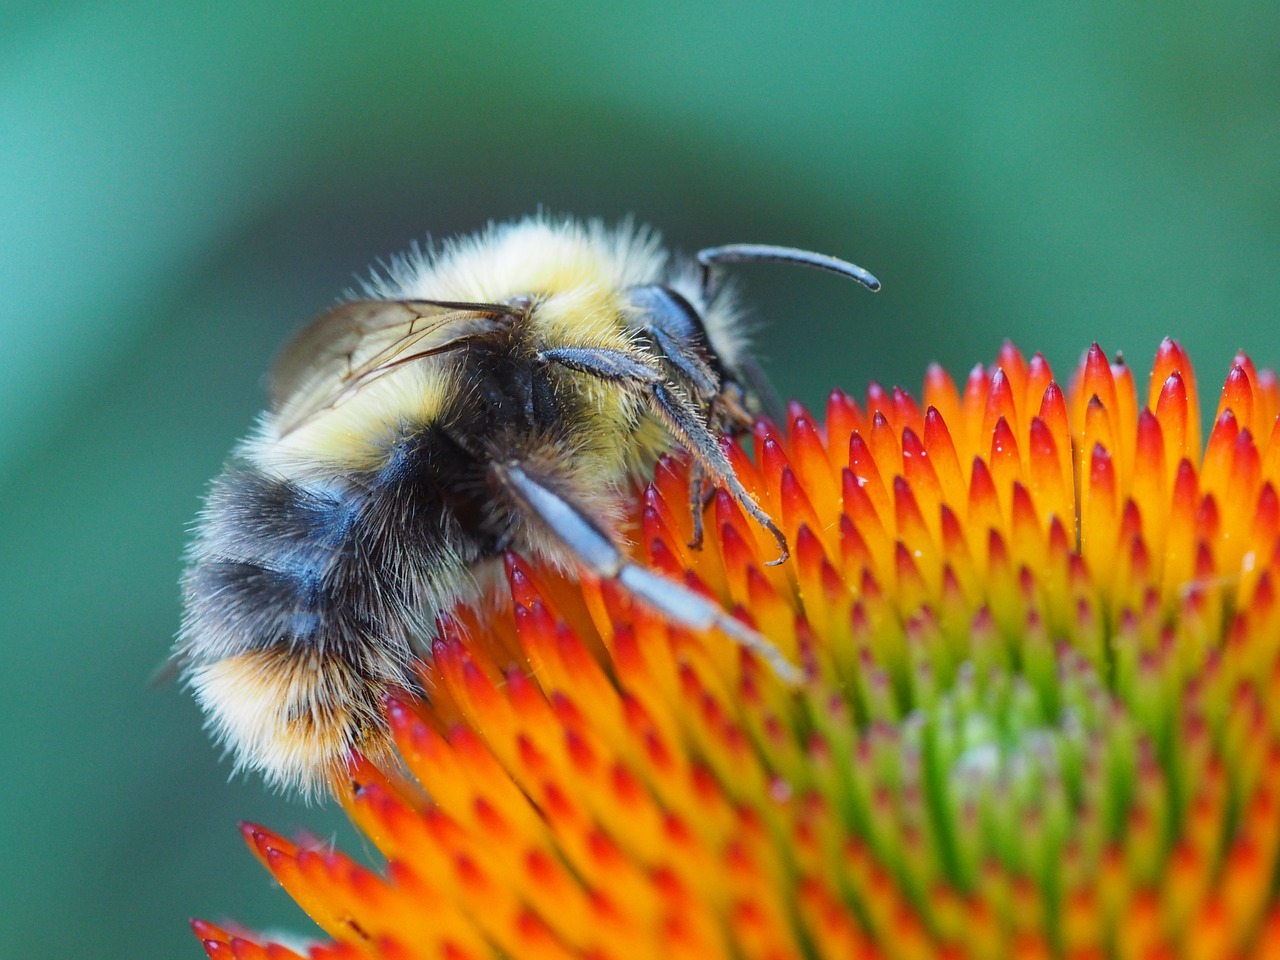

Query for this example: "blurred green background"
[2,2,1278,957]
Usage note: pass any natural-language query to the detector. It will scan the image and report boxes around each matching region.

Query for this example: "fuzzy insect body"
[177,216,878,793]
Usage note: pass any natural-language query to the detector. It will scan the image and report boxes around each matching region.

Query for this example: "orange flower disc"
[198,341,1280,960]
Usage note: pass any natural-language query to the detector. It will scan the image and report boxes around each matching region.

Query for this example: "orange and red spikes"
[196,343,1280,960]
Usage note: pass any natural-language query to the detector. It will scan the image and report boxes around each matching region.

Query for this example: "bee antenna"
[696,243,881,299]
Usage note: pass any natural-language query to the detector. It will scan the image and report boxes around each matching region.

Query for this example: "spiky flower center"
[196,342,1280,960]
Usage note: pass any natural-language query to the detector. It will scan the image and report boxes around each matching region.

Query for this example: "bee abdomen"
[182,471,394,652]
[187,644,393,794]
[179,465,424,792]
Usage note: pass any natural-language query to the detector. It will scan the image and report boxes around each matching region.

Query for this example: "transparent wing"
[269,298,515,435]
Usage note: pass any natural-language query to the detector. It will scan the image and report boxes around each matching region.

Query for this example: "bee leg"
[491,461,801,685]
[537,344,790,565]
[647,384,790,566]
[687,462,708,550]
[537,347,662,384]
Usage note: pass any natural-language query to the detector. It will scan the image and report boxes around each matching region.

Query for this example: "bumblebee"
[177,216,878,793]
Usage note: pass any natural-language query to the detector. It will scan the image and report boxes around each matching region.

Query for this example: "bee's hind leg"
[490,460,801,686]
[687,461,710,551]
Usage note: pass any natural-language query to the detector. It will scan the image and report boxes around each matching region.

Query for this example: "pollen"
[197,341,1280,959]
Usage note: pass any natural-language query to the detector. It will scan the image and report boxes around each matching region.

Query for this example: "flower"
[195,340,1280,959]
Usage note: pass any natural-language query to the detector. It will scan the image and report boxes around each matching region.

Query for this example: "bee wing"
[270,299,513,435]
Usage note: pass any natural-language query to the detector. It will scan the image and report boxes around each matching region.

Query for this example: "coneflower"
[195,341,1280,959]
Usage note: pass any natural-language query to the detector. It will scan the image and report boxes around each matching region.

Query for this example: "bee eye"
[624,285,721,399]
[625,285,708,346]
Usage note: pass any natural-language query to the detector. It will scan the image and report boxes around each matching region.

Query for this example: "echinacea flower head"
[196,341,1280,960]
